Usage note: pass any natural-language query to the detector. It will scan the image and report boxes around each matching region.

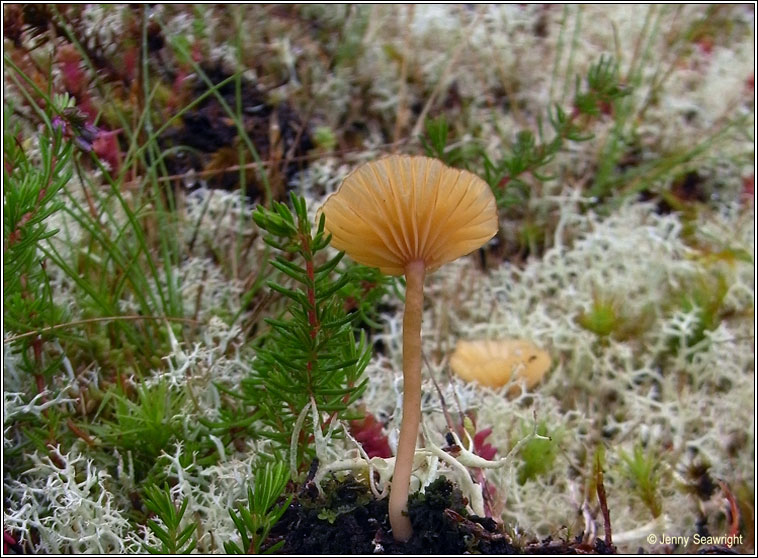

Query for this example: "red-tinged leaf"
[350,413,392,459]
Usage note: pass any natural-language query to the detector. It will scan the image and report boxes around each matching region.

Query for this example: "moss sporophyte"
[321,155,498,542]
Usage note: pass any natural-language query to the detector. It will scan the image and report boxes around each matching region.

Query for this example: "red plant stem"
[5,157,54,253]
[305,258,318,339]
[719,480,741,538]
[6,143,62,448]
[389,259,425,542]
[46,443,66,469]
[34,370,46,396]
[247,533,257,554]
[32,332,48,403]
[295,233,325,464]
[596,462,614,550]
[302,235,320,391]
[66,418,95,447]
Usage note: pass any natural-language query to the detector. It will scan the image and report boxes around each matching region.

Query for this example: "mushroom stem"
[389,259,426,542]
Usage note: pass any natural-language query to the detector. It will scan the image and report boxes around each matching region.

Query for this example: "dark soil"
[264,475,616,555]
[160,63,313,200]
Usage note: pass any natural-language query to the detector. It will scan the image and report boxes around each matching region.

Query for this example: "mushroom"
[450,339,551,393]
[321,154,498,541]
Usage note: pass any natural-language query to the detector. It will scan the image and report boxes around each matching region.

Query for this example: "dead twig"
[4,315,200,344]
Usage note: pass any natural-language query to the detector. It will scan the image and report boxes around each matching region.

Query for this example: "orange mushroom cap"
[450,339,551,390]
[321,155,498,276]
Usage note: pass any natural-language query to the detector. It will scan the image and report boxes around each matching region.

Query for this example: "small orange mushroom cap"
[450,339,551,390]
[321,155,498,275]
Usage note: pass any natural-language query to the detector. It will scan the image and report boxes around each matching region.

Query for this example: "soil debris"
[266,475,617,554]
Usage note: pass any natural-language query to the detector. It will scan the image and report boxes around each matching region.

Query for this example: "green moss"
[577,298,619,337]
[313,125,338,152]
[577,292,655,340]
[675,270,729,350]
[619,444,663,518]
[517,422,563,485]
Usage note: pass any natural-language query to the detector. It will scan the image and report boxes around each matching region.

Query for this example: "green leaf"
[266,281,308,306]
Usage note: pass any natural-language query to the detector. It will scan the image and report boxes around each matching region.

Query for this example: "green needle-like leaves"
[225,461,292,554]
[242,193,371,471]
[142,484,197,554]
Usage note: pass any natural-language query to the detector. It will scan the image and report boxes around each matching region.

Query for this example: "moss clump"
[517,422,563,486]
[619,445,663,519]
